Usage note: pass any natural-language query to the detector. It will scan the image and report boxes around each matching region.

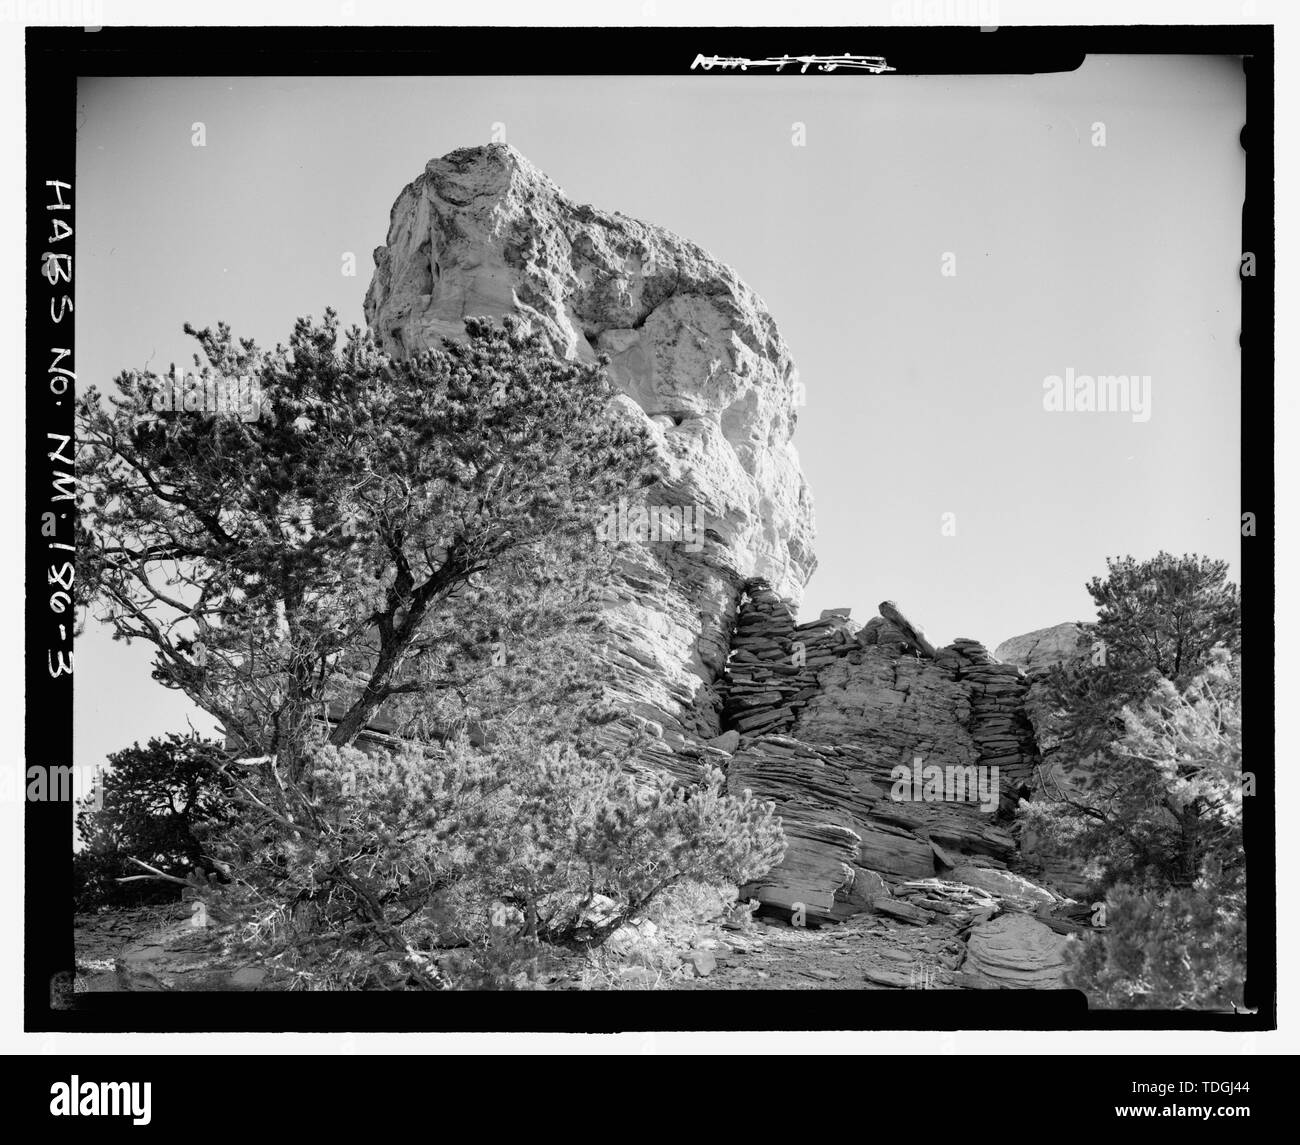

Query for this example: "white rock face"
[993,623,1091,673]
[365,145,815,753]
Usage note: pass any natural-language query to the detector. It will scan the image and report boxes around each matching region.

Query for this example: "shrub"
[1063,868,1246,1010]
[76,311,656,780]
[73,734,233,911]
[1022,646,1246,1010]
[205,731,784,989]
[1020,647,1243,895]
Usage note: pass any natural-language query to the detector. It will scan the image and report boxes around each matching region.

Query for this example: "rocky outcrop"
[993,622,1092,673]
[875,600,937,658]
[993,622,1099,900]
[950,865,1057,910]
[718,582,857,737]
[365,146,815,774]
[362,147,1080,983]
[716,586,1043,921]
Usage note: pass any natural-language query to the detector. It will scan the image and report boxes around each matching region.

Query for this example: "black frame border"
[25,22,1274,1034]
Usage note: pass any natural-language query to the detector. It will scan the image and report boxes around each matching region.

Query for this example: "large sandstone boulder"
[960,912,1070,989]
[365,145,815,768]
[993,622,1092,673]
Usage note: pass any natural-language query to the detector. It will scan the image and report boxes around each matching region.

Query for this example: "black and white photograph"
[6,0,1293,1097]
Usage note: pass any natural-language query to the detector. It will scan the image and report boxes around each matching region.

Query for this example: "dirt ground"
[75,903,973,992]
[74,903,189,992]
[676,915,967,990]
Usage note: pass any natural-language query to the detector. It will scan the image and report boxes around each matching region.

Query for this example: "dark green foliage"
[201,544,786,989]
[1063,869,1246,1011]
[76,313,657,779]
[1035,552,1241,770]
[76,310,785,987]
[1018,553,1245,1009]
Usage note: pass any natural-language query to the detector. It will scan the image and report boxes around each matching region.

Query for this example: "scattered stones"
[929,838,957,869]
[891,879,1000,927]
[706,730,741,754]
[606,919,659,955]
[688,949,717,977]
[864,966,916,988]
[116,920,275,992]
[578,894,620,928]
[842,867,889,911]
[872,898,936,926]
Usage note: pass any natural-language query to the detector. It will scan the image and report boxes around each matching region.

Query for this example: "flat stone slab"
[962,912,1068,989]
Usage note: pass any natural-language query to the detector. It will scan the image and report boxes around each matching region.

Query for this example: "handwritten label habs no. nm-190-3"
[43,178,75,681]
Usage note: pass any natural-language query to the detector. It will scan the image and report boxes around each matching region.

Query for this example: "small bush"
[207,732,785,989]
[1064,866,1246,1010]
[74,735,233,911]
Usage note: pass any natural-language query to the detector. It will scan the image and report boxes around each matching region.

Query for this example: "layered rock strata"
[717,582,1042,921]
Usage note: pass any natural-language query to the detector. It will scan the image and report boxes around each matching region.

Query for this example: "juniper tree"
[1045,649,1246,1009]
[1023,646,1243,893]
[1086,552,1240,682]
[1018,554,1246,1008]
[199,537,786,988]
[1035,552,1241,769]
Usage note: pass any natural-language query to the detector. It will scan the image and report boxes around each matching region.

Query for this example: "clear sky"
[75,58,1244,772]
